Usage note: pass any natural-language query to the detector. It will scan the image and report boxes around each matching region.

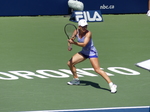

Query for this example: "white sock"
[109,82,113,88]
[74,78,79,80]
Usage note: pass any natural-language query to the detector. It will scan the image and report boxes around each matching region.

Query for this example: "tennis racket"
[64,23,77,39]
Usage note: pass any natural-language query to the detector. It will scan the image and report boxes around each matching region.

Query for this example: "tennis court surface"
[0,14,150,112]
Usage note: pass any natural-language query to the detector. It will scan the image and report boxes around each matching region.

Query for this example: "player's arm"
[69,31,91,47]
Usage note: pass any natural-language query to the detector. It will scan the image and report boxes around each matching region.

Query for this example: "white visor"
[78,19,88,27]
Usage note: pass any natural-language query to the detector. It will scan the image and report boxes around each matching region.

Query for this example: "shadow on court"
[80,80,110,92]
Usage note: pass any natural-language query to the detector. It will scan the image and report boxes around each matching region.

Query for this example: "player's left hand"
[68,39,74,44]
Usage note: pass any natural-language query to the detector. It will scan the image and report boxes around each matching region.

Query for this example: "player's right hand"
[68,46,72,51]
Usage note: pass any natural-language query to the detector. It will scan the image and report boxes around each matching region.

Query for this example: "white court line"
[20,106,150,112]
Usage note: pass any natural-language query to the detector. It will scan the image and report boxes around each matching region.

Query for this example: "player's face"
[79,25,87,32]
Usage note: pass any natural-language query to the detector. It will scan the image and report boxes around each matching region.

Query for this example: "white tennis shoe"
[110,84,117,93]
[147,10,150,17]
[67,79,80,85]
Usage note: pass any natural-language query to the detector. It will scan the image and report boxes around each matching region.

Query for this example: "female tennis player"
[147,0,150,16]
[67,19,117,93]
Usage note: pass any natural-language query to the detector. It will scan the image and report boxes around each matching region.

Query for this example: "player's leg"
[89,58,111,83]
[67,53,86,85]
[89,58,117,93]
[147,0,150,16]
[148,0,150,10]
[67,53,86,78]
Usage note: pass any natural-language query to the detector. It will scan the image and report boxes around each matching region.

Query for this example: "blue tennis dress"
[77,33,98,58]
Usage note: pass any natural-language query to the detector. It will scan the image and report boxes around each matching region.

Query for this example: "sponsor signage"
[0,0,147,16]
[81,0,147,14]
[70,10,103,22]
[0,67,140,80]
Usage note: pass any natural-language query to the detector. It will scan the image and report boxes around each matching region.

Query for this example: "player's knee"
[67,61,71,67]
[67,60,73,67]
[94,68,103,74]
[94,68,99,73]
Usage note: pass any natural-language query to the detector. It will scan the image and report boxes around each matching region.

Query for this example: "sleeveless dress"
[77,32,98,58]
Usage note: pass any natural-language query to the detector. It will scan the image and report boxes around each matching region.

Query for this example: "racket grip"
[68,44,72,51]
[69,44,72,48]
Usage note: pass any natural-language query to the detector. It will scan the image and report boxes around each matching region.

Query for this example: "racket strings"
[65,24,76,38]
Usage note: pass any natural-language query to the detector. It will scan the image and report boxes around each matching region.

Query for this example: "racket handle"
[68,44,72,51]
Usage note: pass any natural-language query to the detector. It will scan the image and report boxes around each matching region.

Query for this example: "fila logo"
[74,10,103,22]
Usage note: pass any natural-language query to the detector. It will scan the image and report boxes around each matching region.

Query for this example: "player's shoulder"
[87,30,91,34]
[86,30,92,36]
[85,30,92,38]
